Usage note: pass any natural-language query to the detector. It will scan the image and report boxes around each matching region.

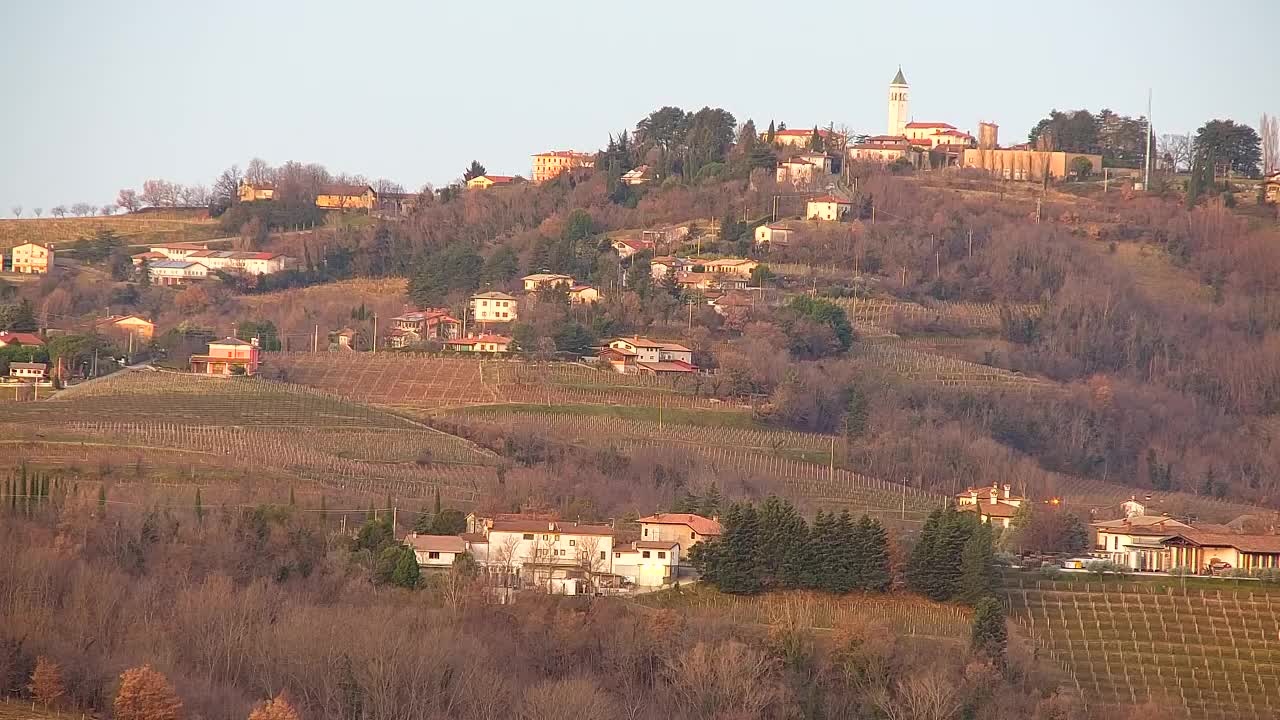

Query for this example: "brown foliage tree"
[29,656,65,709]
[248,693,300,720]
[114,665,183,720]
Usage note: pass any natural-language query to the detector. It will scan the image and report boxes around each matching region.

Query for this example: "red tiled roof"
[637,513,722,536]
[319,184,374,196]
[909,138,933,146]
[446,334,512,345]
[774,128,831,137]
[638,361,697,373]
[809,195,850,204]
[958,502,1021,518]
[634,540,680,550]
[905,122,956,129]
[404,534,466,553]
[476,175,515,183]
[461,532,488,543]
[1163,531,1280,554]
[0,332,44,346]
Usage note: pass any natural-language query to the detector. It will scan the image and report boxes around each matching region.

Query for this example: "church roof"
[891,67,907,85]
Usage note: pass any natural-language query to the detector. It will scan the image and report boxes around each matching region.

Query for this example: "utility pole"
[901,479,907,521]
[372,313,377,353]
[967,229,973,258]
[313,325,318,353]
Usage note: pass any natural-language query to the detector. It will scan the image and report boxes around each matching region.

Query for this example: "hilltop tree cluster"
[906,508,997,604]
[691,497,890,595]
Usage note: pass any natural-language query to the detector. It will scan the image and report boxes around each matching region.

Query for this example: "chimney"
[969,489,979,500]
[1002,484,1011,499]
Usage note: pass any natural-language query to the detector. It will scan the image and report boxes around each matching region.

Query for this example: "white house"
[7,362,48,382]
[470,292,518,323]
[611,541,680,587]
[620,165,653,186]
[184,250,292,276]
[599,337,696,375]
[1092,515,1193,571]
[649,256,689,279]
[147,242,211,260]
[404,533,467,570]
[476,518,617,593]
[612,238,654,259]
[146,260,210,286]
[522,273,574,292]
[806,196,852,221]
[956,484,1026,529]
[444,334,512,353]
[700,258,759,277]
[755,222,796,246]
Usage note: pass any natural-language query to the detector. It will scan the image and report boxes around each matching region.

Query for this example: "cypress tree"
[960,521,998,604]
[194,487,204,525]
[756,496,806,589]
[320,495,328,524]
[40,474,50,510]
[970,597,1008,669]
[289,487,297,507]
[858,515,892,592]
[97,485,107,517]
[766,120,777,144]
[702,484,723,517]
[433,487,442,517]
[803,510,833,590]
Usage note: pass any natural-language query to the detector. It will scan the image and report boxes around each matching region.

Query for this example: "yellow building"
[316,184,377,210]
[531,151,595,184]
[1265,172,1279,204]
[470,291,518,323]
[237,181,275,202]
[466,175,517,190]
[956,484,1026,529]
[903,122,975,148]
[961,148,1104,182]
[9,242,54,274]
[94,314,155,341]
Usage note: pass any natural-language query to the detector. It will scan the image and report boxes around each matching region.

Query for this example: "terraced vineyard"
[267,353,739,412]
[1006,580,1280,719]
[7,371,496,504]
[833,297,1042,335]
[857,341,1052,391]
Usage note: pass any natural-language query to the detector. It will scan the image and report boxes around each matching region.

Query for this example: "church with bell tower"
[887,67,909,137]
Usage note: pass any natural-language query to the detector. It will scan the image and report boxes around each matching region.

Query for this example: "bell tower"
[887,67,909,137]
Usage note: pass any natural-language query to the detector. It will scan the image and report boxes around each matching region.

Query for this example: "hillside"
[0,212,224,250]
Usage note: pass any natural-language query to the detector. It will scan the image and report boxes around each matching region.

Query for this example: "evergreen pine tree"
[413,507,434,534]
[766,120,777,144]
[931,509,978,601]
[194,487,204,525]
[97,485,107,516]
[831,511,859,593]
[907,509,942,596]
[717,503,762,594]
[433,487,442,517]
[858,515,892,592]
[970,597,1008,669]
[801,510,829,589]
[755,496,802,589]
[959,521,997,604]
[702,484,723,517]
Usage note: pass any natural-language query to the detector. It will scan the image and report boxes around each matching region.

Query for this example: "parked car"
[1208,560,1233,576]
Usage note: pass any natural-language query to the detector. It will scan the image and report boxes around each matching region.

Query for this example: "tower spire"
[892,66,907,86]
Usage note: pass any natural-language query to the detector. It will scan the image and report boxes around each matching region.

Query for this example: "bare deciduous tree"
[117,188,142,213]
[666,640,788,718]
[1262,114,1279,175]
[521,677,616,720]
[50,205,67,218]
[1159,133,1192,173]
[10,205,21,218]
[101,205,116,217]
[70,202,94,217]
[33,207,43,218]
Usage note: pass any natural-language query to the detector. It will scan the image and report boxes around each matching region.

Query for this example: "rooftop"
[0,332,45,346]
[637,513,722,536]
[472,291,516,300]
[404,533,466,554]
[905,121,956,129]
[891,67,907,85]
[809,195,851,204]
[146,260,207,269]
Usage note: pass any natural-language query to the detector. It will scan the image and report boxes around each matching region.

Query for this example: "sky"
[1,0,1275,213]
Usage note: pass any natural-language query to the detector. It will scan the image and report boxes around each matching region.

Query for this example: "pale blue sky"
[1,0,1274,212]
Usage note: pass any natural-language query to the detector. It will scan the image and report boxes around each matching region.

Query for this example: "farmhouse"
[466,175,518,190]
[237,181,275,202]
[956,484,1026,529]
[8,362,47,382]
[329,327,360,350]
[675,270,748,292]
[637,513,721,559]
[755,221,797,246]
[146,260,210,286]
[445,334,512,353]
[0,332,44,348]
[568,284,601,304]
[522,273,574,292]
[316,184,377,210]
[599,337,697,375]
[147,242,211,260]
[8,243,54,274]
[404,533,467,570]
[806,196,852,221]
[611,237,654,259]
[390,309,461,346]
[649,256,689,279]
[470,517,617,594]
[470,291,518,323]
[1091,515,1194,572]
[848,136,919,165]
[189,337,261,376]
[710,292,753,318]
[700,258,758,277]
[1161,531,1280,574]
[94,315,155,342]
[903,122,975,149]
[531,150,594,184]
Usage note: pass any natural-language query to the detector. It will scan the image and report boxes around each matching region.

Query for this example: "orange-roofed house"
[600,337,697,375]
[568,284,601,304]
[189,337,261,376]
[237,181,275,202]
[531,151,595,183]
[902,122,975,149]
[466,175,518,190]
[94,315,155,342]
[637,513,722,560]
[806,196,852,221]
[956,483,1027,529]
[445,334,512,353]
[0,332,45,348]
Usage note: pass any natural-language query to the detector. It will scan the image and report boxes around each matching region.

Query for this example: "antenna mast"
[1144,89,1153,190]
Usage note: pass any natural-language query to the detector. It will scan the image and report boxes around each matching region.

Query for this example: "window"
[428,551,440,560]
[690,532,695,540]
[658,552,666,559]
[600,551,606,560]
[614,552,621,559]
[642,528,649,538]
[642,551,651,559]
[569,539,576,547]
[523,533,534,540]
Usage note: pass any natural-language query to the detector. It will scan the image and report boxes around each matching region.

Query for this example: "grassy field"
[637,585,971,638]
[1005,579,1280,719]
[0,214,224,251]
[0,700,79,720]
